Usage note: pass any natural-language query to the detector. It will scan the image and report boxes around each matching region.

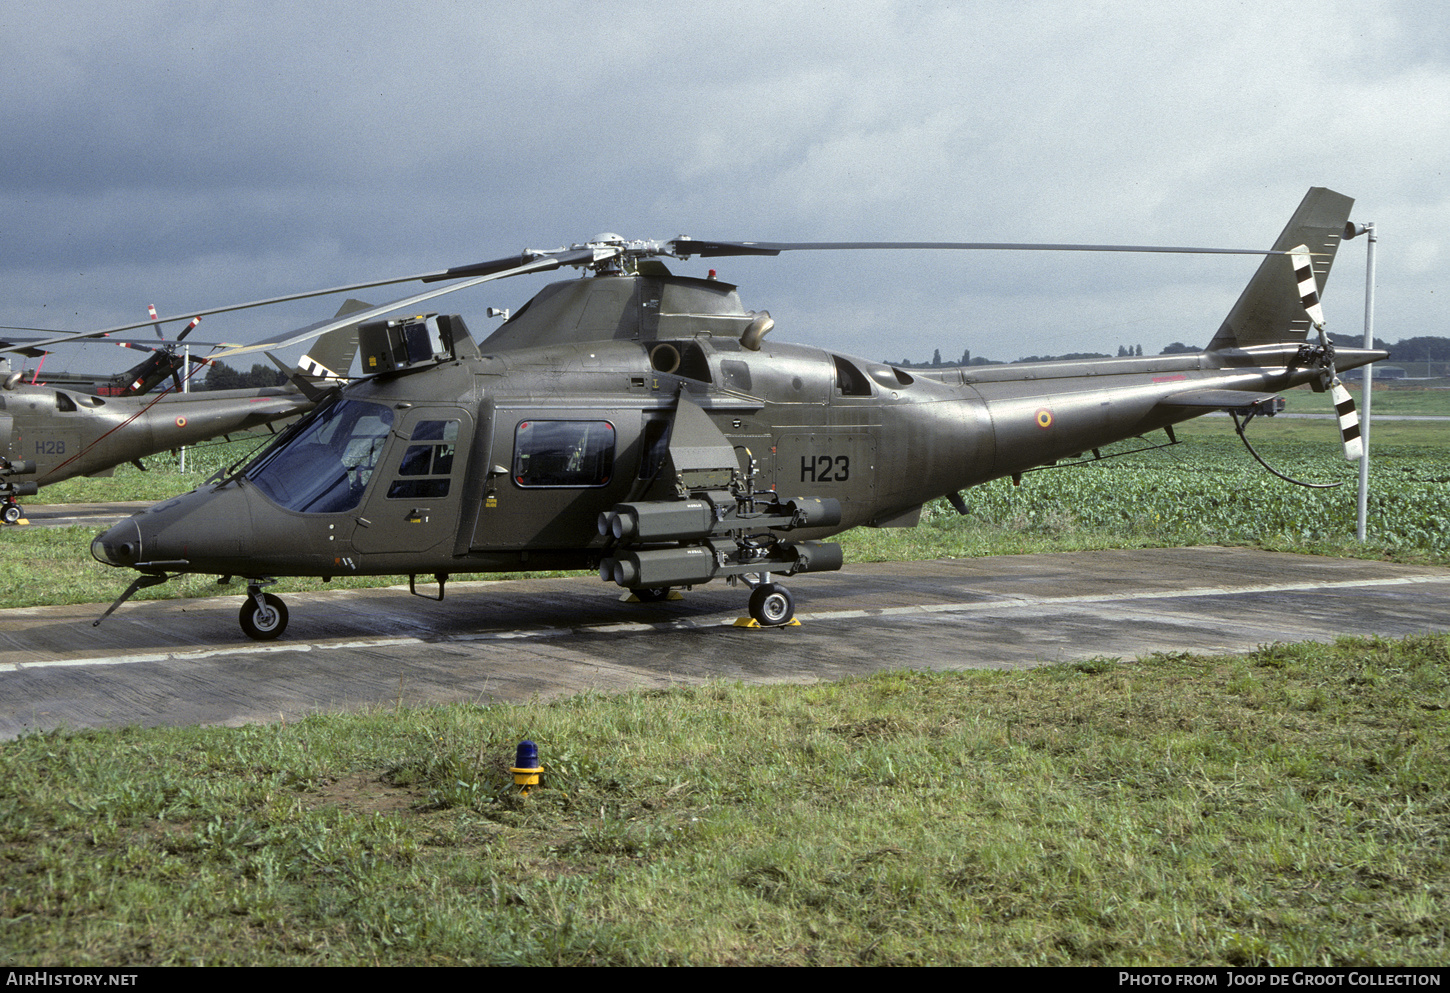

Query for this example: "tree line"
[194,361,290,390]
[889,335,1450,368]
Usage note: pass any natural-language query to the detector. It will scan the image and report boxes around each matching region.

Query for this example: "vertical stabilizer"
[296,298,368,378]
[1206,188,1354,350]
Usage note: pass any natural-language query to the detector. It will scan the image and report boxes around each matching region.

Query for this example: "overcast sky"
[2,1,1445,375]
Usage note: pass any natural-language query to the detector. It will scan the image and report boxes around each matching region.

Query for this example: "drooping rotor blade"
[0,341,49,358]
[211,249,597,359]
[666,238,1301,258]
[147,304,164,340]
[2,250,594,356]
[104,337,236,349]
[418,246,615,282]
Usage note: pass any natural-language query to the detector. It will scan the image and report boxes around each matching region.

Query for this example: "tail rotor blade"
[1291,243,1361,461]
[1330,378,1363,462]
[1289,244,1327,328]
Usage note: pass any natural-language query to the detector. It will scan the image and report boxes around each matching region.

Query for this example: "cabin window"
[387,419,458,499]
[638,417,671,480]
[720,360,753,393]
[246,399,394,514]
[833,356,873,397]
[512,419,615,488]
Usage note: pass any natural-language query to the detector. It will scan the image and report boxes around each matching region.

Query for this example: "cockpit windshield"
[245,399,395,513]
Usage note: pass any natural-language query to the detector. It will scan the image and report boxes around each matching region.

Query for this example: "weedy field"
[1,637,1446,966]
[842,417,1450,564]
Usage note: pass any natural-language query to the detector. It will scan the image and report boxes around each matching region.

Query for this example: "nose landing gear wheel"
[240,592,289,641]
[748,583,795,626]
[633,586,672,603]
[2,502,21,525]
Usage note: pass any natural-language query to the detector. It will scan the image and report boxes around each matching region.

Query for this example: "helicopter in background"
[4,304,214,398]
[88,187,1383,638]
[0,301,367,523]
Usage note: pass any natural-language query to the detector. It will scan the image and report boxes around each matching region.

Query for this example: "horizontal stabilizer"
[1158,389,1284,414]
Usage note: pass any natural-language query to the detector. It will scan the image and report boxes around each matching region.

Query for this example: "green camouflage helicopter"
[89,187,1383,638]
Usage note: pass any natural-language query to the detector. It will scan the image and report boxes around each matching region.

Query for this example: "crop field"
[845,421,1450,563]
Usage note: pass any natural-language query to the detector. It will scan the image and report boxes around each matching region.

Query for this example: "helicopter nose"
[91,518,143,567]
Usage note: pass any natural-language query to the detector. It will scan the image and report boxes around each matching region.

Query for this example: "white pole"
[1355,222,1376,542]
[180,345,190,474]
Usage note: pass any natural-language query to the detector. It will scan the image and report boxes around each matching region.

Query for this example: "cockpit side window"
[246,399,395,513]
[387,419,458,499]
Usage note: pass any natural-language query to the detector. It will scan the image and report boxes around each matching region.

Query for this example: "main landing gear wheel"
[2,502,21,525]
[748,583,795,627]
[633,586,672,603]
[239,593,288,641]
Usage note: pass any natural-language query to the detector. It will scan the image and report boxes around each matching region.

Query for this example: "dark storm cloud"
[1,0,1444,372]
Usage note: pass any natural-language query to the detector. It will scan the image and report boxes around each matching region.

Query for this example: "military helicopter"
[89,187,1384,638]
[94,307,212,397]
[0,301,367,523]
[10,308,216,398]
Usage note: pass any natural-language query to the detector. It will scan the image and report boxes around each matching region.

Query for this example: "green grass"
[1277,380,1450,416]
[2,635,1446,965]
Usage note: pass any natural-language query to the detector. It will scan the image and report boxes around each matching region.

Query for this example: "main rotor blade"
[417,250,593,283]
[175,316,203,342]
[1,233,1300,360]
[0,334,55,358]
[2,248,599,357]
[211,249,595,359]
[668,238,1299,258]
[105,336,237,349]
